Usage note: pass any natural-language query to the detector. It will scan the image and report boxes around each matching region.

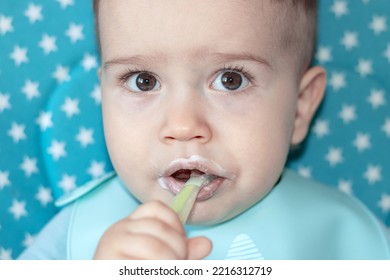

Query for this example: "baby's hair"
[270,0,318,74]
[93,0,317,73]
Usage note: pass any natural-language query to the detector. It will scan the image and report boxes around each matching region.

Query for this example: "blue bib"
[56,169,390,259]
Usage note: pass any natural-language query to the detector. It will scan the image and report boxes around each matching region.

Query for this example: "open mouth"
[158,168,224,201]
[171,169,205,182]
[158,156,235,201]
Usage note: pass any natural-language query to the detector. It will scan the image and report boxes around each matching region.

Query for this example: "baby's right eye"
[124,72,161,92]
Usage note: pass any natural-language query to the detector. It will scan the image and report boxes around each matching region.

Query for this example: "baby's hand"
[93,201,212,259]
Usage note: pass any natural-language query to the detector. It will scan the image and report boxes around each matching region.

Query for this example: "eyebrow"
[103,51,273,71]
[103,54,163,70]
[208,52,273,70]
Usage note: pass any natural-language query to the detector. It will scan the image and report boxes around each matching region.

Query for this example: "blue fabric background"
[0,0,389,259]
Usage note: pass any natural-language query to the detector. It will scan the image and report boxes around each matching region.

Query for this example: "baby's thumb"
[186,236,212,260]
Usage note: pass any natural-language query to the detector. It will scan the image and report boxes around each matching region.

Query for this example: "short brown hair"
[271,0,318,73]
[93,0,317,72]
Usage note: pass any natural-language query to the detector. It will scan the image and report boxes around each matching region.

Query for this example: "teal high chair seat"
[0,0,389,259]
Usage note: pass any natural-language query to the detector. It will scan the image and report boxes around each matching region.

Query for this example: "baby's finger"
[95,233,181,260]
[187,236,213,260]
[124,218,187,258]
[123,233,184,259]
[129,201,185,234]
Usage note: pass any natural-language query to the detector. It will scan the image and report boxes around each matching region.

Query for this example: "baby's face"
[100,0,302,225]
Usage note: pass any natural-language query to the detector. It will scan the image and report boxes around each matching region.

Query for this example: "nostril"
[162,134,208,144]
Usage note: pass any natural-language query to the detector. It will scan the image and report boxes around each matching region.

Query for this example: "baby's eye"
[124,72,161,92]
[211,70,250,91]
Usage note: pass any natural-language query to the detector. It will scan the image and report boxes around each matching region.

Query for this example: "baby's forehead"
[99,1,290,43]
[98,0,309,71]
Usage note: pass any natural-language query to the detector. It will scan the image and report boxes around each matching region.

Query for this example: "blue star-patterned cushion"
[0,0,389,259]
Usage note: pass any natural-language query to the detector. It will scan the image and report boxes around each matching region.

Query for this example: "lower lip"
[158,176,225,201]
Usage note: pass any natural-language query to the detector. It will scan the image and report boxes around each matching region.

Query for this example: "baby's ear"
[291,66,326,145]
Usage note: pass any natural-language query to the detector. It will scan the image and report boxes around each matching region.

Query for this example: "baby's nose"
[158,93,212,145]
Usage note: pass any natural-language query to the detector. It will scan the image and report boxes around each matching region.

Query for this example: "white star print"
[298,166,312,178]
[9,199,28,220]
[384,44,390,63]
[76,127,95,147]
[0,170,11,190]
[382,118,390,137]
[47,140,67,161]
[353,132,371,152]
[22,233,36,248]
[21,80,40,100]
[35,186,53,206]
[66,23,84,43]
[329,72,347,91]
[90,85,102,104]
[61,97,80,118]
[56,0,74,9]
[339,104,357,124]
[82,53,98,71]
[0,92,11,112]
[325,147,344,167]
[364,164,382,185]
[378,194,390,213]
[52,65,71,83]
[24,3,43,24]
[338,179,353,195]
[356,59,373,77]
[331,0,348,18]
[59,174,77,193]
[367,89,386,109]
[341,31,359,50]
[316,46,332,63]
[39,34,57,55]
[369,15,387,35]
[312,119,330,138]
[20,156,39,177]
[0,14,13,35]
[87,160,105,179]
[36,111,53,131]
[8,122,27,143]
[10,45,29,66]
[0,248,12,260]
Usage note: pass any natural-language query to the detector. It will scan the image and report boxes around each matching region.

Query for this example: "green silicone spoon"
[170,174,216,224]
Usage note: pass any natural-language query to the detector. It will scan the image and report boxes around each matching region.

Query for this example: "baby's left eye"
[211,71,250,91]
